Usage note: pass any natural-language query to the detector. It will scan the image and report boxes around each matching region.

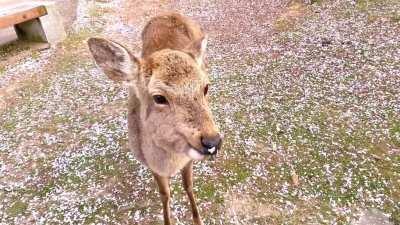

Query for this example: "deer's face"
[88,38,222,160]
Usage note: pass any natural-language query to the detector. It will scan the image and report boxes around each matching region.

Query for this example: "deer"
[87,13,222,225]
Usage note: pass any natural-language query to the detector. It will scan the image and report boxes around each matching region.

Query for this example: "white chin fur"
[187,148,205,160]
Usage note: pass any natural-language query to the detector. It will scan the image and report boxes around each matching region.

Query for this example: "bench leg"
[14,2,66,46]
[14,18,47,43]
[37,2,66,45]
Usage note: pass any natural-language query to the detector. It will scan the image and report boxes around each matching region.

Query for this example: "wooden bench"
[0,5,47,29]
[0,2,65,45]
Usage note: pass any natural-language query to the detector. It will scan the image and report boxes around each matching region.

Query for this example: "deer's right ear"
[88,38,139,82]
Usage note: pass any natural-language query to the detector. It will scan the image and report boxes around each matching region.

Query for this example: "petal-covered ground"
[0,0,399,224]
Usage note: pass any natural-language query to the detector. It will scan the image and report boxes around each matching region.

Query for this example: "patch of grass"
[81,112,100,124]
[0,65,5,76]
[2,74,52,110]
[390,13,400,22]
[37,114,71,134]
[0,41,29,58]
[389,121,400,147]
[233,109,249,124]
[55,54,79,73]
[37,181,56,198]
[82,200,120,224]
[2,120,16,132]
[223,160,251,184]
[274,1,306,32]
[367,13,380,23]
[31,51,40,60]
[390,209,400,224]
[310,0,324,4]
[196,182,217,200]
[55,28,99,73]
[356,0,383,10]
[92,155,122,177]
[356,0,400,23]
[7,200,28,217]
[171,181,184,197]
[274,18,296,32]
[58,172,85,190]
[63,28,96,50]
[88,4,114,18]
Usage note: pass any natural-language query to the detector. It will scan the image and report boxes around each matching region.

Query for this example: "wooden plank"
[0,5,47,29]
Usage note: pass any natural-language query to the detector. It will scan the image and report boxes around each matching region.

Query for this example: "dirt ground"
[0,0,399,224]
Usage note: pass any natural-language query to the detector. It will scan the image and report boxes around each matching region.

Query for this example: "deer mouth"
[187,145,219,161]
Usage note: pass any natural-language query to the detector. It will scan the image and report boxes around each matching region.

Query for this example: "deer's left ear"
[186,35,208,67]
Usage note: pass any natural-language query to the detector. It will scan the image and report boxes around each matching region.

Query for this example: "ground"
[0,0,399,224]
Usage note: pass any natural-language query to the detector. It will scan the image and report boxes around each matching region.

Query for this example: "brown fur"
[141,13,205,59]
[88,13,220,225]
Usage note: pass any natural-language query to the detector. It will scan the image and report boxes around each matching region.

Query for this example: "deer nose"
[201,134,222,155]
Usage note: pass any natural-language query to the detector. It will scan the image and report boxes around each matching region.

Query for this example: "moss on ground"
[7,200,28,217]
[0,41,30,59]
[0,65,5,76]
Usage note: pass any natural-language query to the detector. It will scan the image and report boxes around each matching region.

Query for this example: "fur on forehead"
[148,78,207,97]
[144,49,208,87]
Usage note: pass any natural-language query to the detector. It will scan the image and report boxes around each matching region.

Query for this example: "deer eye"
[153,95,168,105]
[204,84,209,96]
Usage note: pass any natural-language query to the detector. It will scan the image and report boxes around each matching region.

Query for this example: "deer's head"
[88,38,222,160]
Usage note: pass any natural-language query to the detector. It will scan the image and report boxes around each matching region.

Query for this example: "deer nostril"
[201,134,222,155]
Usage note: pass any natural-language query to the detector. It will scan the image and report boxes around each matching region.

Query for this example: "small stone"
[291,171,299,187]
[321,38,332,46]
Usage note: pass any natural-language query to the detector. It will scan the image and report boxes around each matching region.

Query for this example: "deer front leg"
[154,173,172,225]
[181,161,203,225]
